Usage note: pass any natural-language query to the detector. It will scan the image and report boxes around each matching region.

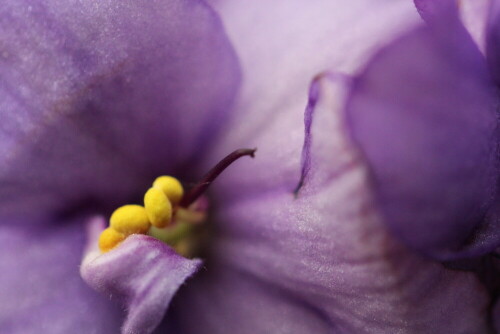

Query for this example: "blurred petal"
[0,217,123,333]
[0,0,239,221]
[168,76,492,333]
[486,0,500,84]
[81,217,201,334]
[346,11,499,258]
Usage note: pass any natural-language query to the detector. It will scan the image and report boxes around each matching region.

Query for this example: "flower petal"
[81,217,201,334]
[169,75,492,332]
[162,265,334,334]
[205,0,420,203]
[0,0,240,221]
[346,10,499,258]
[0,217,123,333]
[171,1,492,330]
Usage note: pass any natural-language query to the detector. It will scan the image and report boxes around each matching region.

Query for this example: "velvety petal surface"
[0,0,239,221]
[81,217,201,334]
[346,9,499,258]
[0,217,123,333]
[165,75,492,333]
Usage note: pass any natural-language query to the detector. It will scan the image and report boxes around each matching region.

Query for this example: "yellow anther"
[144,187,172,228]
[152,176,184,205]
[110,205,151,235]
[98,227,125,253]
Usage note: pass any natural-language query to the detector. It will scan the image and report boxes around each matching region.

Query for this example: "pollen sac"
[98,227,126,252]
[110,205,151,235]
[153,176,184,204]
[144,187,173,228]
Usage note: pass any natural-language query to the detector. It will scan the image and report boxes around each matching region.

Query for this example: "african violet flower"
[0,0,498,333]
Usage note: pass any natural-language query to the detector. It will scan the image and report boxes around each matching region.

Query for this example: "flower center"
[98,149,256,256]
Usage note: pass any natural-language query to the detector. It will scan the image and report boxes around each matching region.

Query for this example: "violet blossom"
[0,0,498,334]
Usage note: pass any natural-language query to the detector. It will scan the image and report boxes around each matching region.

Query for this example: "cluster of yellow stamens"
[98,176,184,252]
[98,148,257,254]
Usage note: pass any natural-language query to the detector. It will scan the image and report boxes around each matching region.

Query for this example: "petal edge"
[81,217,202,334]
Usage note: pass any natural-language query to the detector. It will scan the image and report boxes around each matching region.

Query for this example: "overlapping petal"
[205,0,420,204]
[163,1,493,331]
[0,217,123,333]
[166,75,492,333]
[346,8,499,258]
[81,217,201,334]
[0,0,240,222]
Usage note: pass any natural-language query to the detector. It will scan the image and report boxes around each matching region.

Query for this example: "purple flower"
[0,1,498,334]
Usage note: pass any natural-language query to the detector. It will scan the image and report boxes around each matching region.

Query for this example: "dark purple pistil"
[180,148,256,207]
